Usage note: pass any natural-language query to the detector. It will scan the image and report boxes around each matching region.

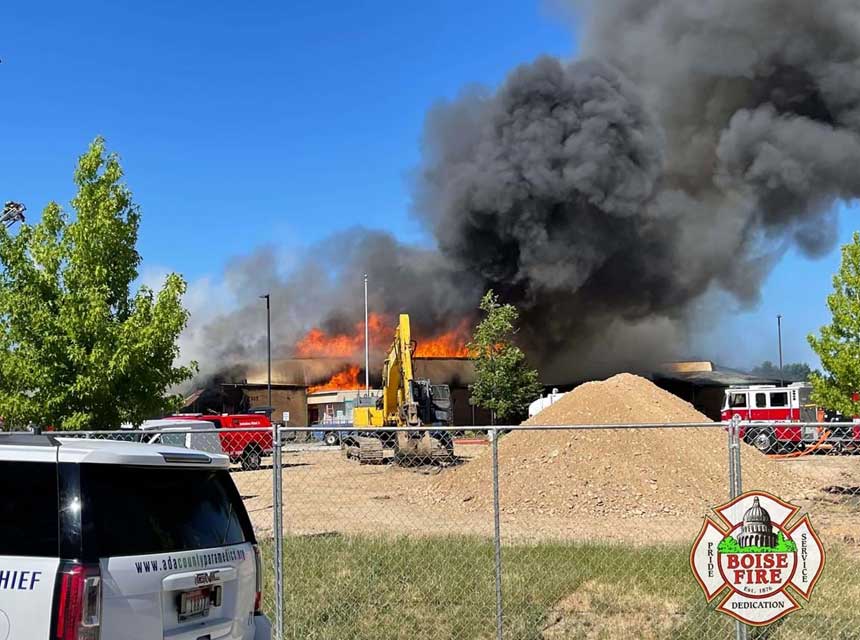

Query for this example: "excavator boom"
[346,314,454,465]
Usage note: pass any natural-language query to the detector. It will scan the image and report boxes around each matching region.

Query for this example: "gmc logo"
[195,571,219,585]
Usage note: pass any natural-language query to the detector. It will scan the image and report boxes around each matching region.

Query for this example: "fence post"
[272,423,284,640]
[728,415,748,640]
[491,427,504,640]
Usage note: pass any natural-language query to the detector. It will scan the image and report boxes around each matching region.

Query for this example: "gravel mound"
[429,374,798,534]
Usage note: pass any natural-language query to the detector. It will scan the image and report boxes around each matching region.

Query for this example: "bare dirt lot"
[235,441,860,553]
[236,374,860,552]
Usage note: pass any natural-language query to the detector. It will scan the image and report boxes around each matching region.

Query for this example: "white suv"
[0,434,271,640]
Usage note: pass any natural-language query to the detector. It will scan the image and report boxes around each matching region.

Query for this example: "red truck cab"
[173,413,273,470]
[721,383,860,453]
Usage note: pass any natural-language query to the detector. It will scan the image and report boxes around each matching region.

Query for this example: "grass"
[258,536,860,640]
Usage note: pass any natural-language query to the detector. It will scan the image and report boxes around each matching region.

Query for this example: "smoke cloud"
[187,0,860,383]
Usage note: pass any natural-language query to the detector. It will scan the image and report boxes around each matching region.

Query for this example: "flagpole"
[364,274,370,395]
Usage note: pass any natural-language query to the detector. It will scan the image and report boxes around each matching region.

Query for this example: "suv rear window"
[0,461,58,557]
[80,466,253,558]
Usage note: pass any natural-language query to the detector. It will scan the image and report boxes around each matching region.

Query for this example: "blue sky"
[1,1,855,370]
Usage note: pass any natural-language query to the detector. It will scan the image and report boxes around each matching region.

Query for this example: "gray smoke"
[189,0,860,383]
[183,230,481,382]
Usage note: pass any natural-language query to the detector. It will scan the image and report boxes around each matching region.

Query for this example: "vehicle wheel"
[749,429,777,454]
[324,431,339,447]
[241,446,262,471]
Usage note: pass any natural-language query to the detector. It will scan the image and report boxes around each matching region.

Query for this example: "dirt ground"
[235,374,859,551]
[235,441,860,552]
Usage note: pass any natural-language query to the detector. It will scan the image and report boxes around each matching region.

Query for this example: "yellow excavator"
[342,314,455,465]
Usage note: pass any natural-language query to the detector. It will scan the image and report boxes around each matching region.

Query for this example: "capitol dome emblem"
[690,490,825,626]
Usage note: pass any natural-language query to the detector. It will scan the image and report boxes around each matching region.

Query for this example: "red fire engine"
[721,383,860,453]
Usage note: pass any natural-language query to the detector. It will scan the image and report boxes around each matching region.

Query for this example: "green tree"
[751,361,812,382]
[0,138,195,430]
[467,290,543,423]
[808,232,860,416]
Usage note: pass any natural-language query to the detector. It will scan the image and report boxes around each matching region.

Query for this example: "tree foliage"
[717,532,796,554]
[808,232,860,416]
[751,361,812,382]
[0,138,195,430]
[467,290,543,423]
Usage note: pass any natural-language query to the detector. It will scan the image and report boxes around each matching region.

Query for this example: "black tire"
[324,431,339,447]
[241,446,262,471]
[749,428,777,454]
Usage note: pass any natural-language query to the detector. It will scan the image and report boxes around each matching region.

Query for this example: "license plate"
[178,588,211,622]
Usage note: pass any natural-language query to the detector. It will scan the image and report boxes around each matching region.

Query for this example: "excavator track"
[342,436,385,464]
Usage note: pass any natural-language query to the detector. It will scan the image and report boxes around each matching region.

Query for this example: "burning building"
[182,314,495,427]
[183,0,860,408]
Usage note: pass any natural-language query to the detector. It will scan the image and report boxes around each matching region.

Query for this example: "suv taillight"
[253,544,263,614]
[55,563,101,640]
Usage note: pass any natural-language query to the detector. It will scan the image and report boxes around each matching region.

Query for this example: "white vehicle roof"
[138,418,217,431]
[0,434,229,468]
[726,382,812,391]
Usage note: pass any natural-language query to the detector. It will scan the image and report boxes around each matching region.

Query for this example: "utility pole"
[260,294,272,413]
[777,314,784,386]
[364,274,370,395]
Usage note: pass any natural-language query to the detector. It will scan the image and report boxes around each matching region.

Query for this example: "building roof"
[660,360,715,373]
[652,364,779,387]
[182,388,205,406]
[239,357,480,389]
[221,382,307,390]
[245,359,354,386]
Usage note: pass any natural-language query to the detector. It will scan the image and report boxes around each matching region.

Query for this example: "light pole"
[260,294,272,413]
[777,315,784,386]
[1,201,26,228]
[364,274,370,395]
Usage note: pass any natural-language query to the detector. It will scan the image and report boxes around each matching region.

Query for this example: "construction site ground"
[241,372,860,638]
[236,441,860,552]
[247,440,860,638]
[237,374,859,552]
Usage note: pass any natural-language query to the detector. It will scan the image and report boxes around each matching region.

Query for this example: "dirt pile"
[427,374,801,540]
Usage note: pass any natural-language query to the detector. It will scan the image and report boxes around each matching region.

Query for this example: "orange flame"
[413,319,472,357]
[296,313,472,364]
[308,365,361,394]
[296,313,388,358]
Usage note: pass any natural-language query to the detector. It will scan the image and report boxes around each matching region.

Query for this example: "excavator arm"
[347,314,454,464]
[382,314,421,427]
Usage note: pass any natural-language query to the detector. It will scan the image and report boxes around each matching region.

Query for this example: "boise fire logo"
[690,491,825,626]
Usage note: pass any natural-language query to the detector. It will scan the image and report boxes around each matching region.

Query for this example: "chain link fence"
[47,420,860,639]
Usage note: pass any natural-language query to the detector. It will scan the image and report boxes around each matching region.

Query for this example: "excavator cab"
[411,380,453,426]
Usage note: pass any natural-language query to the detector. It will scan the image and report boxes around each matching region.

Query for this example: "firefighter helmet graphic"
[690,490,825,626]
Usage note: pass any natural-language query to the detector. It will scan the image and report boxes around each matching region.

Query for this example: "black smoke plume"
[186,0,860,383]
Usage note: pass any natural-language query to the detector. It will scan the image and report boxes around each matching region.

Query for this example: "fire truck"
[172,413,273,470]
[721,382,860,453]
